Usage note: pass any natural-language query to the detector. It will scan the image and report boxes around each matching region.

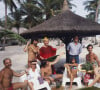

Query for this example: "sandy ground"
[0,40,100,90]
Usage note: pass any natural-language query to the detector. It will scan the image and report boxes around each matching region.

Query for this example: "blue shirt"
[67,42,82,55]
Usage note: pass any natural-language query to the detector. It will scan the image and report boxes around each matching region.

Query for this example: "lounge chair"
[62,65,82,88]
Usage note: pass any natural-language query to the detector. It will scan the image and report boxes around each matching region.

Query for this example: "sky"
[0,0,88,19]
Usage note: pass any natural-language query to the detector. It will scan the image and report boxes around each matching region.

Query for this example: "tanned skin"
[0,58,27,90]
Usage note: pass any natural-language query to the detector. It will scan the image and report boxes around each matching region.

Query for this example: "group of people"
[0,36,100,90]
[66,36,100,89]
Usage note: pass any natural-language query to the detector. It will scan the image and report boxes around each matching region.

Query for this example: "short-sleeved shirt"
[67,42,82,55]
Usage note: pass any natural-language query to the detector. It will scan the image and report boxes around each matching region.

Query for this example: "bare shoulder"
[41,67,45,72]
[93,53,97,57]
[0,69,5,75]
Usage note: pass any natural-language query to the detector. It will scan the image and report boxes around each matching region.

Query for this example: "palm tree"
[84,0,99,21]
[84,0,100,44]
[0,0,21,50]
[19,0,74,29]
[34,0,74,20]
[0,0,19,28]
[20,0,43,29]
[10,9,22,34]
[0,29,26,44]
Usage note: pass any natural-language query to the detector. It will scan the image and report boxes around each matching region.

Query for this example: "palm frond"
[0,29,26,43]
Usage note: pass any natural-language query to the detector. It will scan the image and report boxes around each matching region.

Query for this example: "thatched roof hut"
[21,0,100,44]
[21,9,100,39]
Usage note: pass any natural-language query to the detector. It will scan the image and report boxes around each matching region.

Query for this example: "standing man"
[0,58,28,90]
[67,36,82,63]
[24,39,40,67]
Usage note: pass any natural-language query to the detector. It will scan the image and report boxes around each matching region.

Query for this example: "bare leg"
[54,74,63,79]
[13,80,27,90]
[28,82,34,90]
[66,65,74,90]
[88,75,100,87]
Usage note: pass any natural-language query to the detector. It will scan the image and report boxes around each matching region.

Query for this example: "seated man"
[64,58,78,89]
[40,52,64,84]
[88,66,100,87]
[0,58,28,90]
[83,44,100,86]
[86,44,100,66]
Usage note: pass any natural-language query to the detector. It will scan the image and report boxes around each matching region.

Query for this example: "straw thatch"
[21,10,100,39]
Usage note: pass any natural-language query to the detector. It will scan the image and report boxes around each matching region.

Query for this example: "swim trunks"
[8,85,13,90]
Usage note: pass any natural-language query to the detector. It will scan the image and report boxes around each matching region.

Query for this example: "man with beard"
[0,58,28,90]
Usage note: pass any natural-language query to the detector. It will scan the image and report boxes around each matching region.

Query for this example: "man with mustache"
[0,58,28,90]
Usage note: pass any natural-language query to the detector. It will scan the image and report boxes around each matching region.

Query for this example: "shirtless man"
[24,39,40,67]
[0,58,28,90]
[40,52,64,83]
[88,66,100,87]
[64,58,78,89]
[86,44,100,66]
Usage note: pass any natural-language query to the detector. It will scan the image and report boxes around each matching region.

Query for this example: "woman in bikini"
[64,58,78,89]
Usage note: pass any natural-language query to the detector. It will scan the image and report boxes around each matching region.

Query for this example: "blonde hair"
[43,37,49,41]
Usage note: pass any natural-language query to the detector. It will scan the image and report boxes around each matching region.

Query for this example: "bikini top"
[70,66,77,69]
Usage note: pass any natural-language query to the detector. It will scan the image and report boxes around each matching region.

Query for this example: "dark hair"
[87,44,93,49]
[71,58,76,63]
[31,60,37,63]
[73,36,79,40]
[40,60,47,68]
[3,58,11,64]
[31,39,38,44]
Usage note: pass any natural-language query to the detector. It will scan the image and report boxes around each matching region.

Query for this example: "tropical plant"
[0,29,26,43]
[20,0,43,29]
[0,0,21,28]
[84,0,100,21]
[84,0,100,45]
[34,0,74,20]
[0,0,21,50]
[82,62,93,71]
[9,9,22,34]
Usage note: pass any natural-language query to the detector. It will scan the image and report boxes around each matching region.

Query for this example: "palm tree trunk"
[5,2,7,29]
[2,2,7,50]
[94,0,100,45]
